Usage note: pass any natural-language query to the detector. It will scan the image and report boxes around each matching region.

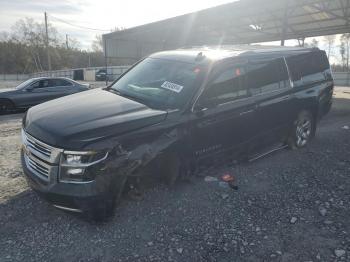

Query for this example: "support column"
[281,0,289,46]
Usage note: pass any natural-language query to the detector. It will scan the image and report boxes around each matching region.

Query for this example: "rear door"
[190,63,259,159]
[245,57,294,146]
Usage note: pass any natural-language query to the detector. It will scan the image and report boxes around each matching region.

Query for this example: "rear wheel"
[287,111,315,149]
[0,99,14,114]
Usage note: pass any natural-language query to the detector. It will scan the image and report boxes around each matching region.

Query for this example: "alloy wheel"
[295,117,312,147]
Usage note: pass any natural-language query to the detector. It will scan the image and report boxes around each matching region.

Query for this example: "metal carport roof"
[103,0,350,61]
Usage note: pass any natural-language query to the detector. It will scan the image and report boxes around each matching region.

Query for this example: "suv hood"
[24,89,167,149]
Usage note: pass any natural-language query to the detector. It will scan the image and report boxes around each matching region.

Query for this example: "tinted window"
[31,80,49,89]
[286,51,329,84]
[246,58,290,96]
[199,65,247,106]
[30,81,40,89]
[53,79,73,86]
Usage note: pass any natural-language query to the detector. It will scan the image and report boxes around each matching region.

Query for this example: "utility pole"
[103,36,108,86]
[66,34,69,49]
[44,12,52,71]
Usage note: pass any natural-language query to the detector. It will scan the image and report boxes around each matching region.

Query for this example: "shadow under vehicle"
[20,46,333,221]
[0,77,90,113]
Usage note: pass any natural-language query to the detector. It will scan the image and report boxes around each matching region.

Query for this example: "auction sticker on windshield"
[161,81,184,93]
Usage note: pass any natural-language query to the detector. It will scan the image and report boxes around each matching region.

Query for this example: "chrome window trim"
[283,56,294,88]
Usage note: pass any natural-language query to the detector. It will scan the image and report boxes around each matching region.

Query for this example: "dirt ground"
[0,86,349,262]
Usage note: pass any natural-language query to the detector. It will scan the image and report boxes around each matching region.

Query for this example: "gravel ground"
[0,87,349,262]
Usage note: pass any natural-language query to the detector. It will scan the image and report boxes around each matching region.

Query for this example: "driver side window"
[198,65,247,108]
[30,80,49,89]
[30,81,40,89]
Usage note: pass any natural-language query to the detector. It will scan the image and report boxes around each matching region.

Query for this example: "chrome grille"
[21,129,62,164]
[21,129,62,182]
[24,153,50,181]
[26,136,51,158]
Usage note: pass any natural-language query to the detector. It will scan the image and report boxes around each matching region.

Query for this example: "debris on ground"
[218,181,230,189]
[221,193,229,200]
[221,173,238,190]
[290,217,298,224]
[318,206,327,217]
[342,125,349,130]
[221,173,234,182]
[176,248,183,254]
[334,249,346,258]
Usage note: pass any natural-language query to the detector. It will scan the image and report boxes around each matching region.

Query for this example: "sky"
[0,0,236,49]
[0,0,341,63]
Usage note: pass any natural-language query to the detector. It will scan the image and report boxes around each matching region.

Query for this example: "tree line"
[321,34,350,72]
[0,18,350,74]
[0,18,105,74]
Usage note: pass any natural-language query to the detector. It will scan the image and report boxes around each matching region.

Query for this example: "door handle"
[239,109,254,116]
[280,95,290,101]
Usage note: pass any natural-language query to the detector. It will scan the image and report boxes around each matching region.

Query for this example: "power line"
[48,14,111,32]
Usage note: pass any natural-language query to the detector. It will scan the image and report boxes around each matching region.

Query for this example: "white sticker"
[161,81,184,93]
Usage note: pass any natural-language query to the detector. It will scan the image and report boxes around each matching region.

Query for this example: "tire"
[0,99,14,114]
[85,175,127,223]
[159,153,181,186]
[287,110,315,149]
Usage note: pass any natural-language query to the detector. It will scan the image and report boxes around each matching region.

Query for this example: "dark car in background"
[95,69,110,81]
[21,46,333,221]
[0,77,90,113]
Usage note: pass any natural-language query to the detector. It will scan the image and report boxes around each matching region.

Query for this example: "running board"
[248,144,288,162]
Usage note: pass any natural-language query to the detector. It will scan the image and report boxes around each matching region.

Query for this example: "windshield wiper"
[110,89,147,105]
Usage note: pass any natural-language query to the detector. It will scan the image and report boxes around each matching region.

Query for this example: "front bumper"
[21,149,112,212]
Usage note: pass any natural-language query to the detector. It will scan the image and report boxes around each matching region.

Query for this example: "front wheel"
[287,111,315,149]
[84,175,127,223]
[0,100,14,114]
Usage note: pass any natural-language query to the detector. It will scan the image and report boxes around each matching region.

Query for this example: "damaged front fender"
[99,128,184,179]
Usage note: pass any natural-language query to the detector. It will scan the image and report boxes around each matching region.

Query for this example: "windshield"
[15,79,33,90]
[110,57,206,110]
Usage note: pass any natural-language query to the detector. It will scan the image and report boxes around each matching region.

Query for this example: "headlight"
[59,151,108,183]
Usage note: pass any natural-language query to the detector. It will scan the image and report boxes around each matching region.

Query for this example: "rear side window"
[52,79,73,87]
[199,65,247,106]
[286,51,329,84]
[245,58,290,96]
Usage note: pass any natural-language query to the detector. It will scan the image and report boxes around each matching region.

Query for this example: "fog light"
[67,168,84,175]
